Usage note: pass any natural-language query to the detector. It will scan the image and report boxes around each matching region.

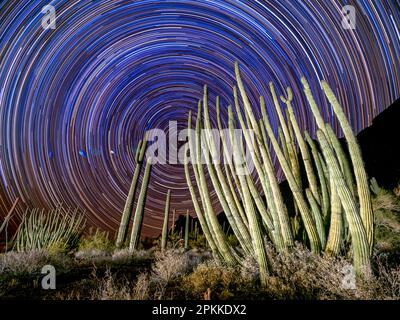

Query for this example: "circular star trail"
[0,0,399,236]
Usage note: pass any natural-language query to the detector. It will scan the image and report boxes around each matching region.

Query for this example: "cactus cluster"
[14,205,85,252]
[116,134,153,250]
[184,63,373,277]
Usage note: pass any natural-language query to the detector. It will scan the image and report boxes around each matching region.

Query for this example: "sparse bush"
[133,273,150,300]
[90,268,132,300]
[372,189,400,254]
[0,250,73,275]
[78,228,114,252]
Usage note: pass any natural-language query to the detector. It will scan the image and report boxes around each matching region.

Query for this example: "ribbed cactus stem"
[161,189,171,252]
[321,81,373,252]
[116,134,148,247]
[194,102,236,264]
[129,157,152,250]
[325,175,343,256]
[227,113,270,283]
[304,131,330,219]
[278,126,290,162]
[233,72,293,250]
[317,130,370,275]
[171,209,176,234]
[216,102,248,225]
[287,106,320,205]
[202,87,253,254]
[233,92,286,250]
[261,96,321,254]
[184,143,220,258]
[306,188,326,249]
[270,84,301,188]
[325,124,356,195]
[184,209,190,250]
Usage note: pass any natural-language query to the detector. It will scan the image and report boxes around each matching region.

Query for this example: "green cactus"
[260,95,321,254]
[321,81,373,251]
[116,134,148,247]
[317,130,370,275]
[161,189,171,252]
[304,131,330,219]
[185,209,190,250]
[287,105,320,205]
[202,86,253,254]
[193,101,237,264]
[129,157,152,251]
[233,71,293,250]
[325,174,344,256]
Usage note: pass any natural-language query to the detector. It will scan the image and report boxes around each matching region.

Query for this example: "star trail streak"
[0,0,399,236]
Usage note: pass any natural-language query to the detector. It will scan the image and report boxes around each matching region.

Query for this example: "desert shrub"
[89,268,133,300]
[182,260,256,300]
[133,273,150,300]
[372,189,400,254]
[0,250,73,275]
[111,248,153,264]
[78,228,114,252]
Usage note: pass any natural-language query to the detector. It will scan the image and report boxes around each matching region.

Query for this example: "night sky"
[0,0,399,237]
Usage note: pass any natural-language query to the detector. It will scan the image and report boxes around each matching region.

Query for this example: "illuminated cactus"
[321,81,373,251]
[185,209,190,250]
[317,130,370,275]
[116,134,148,247]
[161,189,171,252]
[129,157,152,251]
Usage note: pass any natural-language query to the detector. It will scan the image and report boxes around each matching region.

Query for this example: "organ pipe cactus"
[287,105,320,205]
[305,131,330,219]
[234,72,294,250]
[202,86,253,254]
[182,64,373,277]
[325,174,344,256]
[184,111,220,258]
[116,134,148,247]
[260,95,321,254]
[321,81,374,251]
[317,130,370,275]
[185,209,190,250]
[129,157,152,250]
[161,189,171,252]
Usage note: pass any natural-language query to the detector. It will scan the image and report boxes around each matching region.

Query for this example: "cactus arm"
[304,131,330,219]
[325,124,356,195]
[202,88,253,253]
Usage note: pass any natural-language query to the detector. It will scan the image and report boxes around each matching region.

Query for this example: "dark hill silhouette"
[357,98,400,189]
